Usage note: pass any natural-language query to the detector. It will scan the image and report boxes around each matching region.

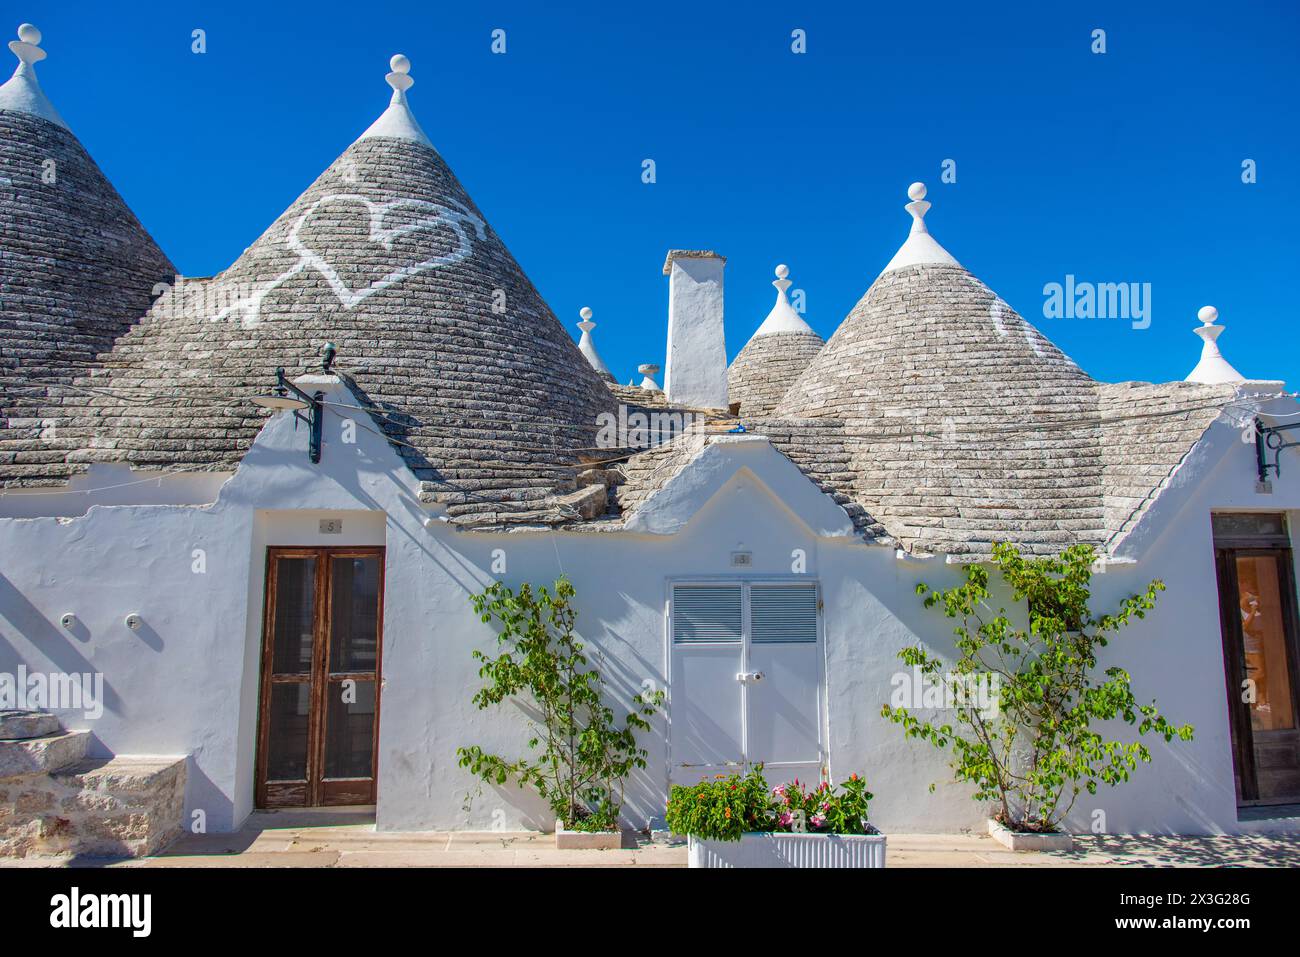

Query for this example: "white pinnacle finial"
[10,23,45,71]
[905,182,931,234]
[880,180,960,274]
[356,51,431,147]
[0,23,66,128]
[750,262,814,339]
[1186,304,1244,384]
[386,53,414,100]
[576,306,612,379]
[638,363,662,391]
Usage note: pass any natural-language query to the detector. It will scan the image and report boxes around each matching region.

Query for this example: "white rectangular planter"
[688,831,886,868]
[555,820,622,850]
[987,818,1073,852]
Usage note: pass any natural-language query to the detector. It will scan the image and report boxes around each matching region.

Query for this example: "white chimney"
[663,249,728,409]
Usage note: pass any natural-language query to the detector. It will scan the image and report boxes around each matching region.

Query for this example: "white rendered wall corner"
[663,250,728,410]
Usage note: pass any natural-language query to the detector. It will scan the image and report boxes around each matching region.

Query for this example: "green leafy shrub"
[665,767,875,841]
[456,577,664,831]
[881,542,1193,833]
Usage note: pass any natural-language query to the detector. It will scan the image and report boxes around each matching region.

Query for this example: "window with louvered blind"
[670,582,819,644]
[671,584,743,642]
[750,583,819,643]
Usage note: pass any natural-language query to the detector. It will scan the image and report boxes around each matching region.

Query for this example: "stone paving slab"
[5,823,1299,868]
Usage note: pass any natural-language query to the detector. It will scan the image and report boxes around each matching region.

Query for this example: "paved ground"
[6,809,1300,867]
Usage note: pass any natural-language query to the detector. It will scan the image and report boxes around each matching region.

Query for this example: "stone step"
[54,755,185,794]
[1,755,186,859]
[0,730,89,778]
[0,710,62,740]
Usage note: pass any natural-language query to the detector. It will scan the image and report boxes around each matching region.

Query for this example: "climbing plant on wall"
[457,577,664,831]
[882,542,1194,833]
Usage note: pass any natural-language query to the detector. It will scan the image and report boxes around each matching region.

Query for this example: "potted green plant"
[882,542,1194,851]
[665,766,884,867]
[457,577,663,849]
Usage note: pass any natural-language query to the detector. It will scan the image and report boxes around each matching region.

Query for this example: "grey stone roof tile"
[0,111,175,445]
[727,330,824,418]
[2,135,617,516]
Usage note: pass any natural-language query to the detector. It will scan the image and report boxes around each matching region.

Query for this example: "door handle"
[735,672,765,683]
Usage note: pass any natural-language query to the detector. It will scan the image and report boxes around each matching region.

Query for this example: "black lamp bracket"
[274,367,325,464]
[1255,417,1300,484]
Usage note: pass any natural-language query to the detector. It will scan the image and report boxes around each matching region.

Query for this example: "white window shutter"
[671,584,743,642]
[750,584,818,643]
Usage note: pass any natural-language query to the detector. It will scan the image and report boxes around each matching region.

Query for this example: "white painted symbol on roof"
[216,193,487,325]
[990,297,1045,357]
[989,298,1010,338]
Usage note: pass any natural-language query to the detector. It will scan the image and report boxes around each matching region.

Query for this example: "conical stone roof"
[4,55,616,521]
[727,265,824,417]
[0,24,175,446]
[773,184,1103,556]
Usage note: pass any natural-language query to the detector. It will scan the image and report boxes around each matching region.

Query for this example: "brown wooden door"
[256,547,384,808]
[1215,545,1300,806]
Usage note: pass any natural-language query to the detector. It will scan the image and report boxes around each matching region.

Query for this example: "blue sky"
[24,0,1300,387]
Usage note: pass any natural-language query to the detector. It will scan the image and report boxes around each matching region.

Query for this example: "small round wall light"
[60,613,76,629]
[124,613,143,631]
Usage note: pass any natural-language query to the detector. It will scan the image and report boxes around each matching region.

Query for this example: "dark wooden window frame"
[255,546,385,808]
[1213,528,1300,807]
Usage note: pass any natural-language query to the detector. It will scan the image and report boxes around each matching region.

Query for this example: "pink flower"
[778,812,793,827]
[772,785,786,797]
[820,802,830,812]
[811,814,826,828]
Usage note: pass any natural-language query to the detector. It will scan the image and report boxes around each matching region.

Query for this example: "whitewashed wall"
[1070,414,1300,836]
[1,389,1297,836]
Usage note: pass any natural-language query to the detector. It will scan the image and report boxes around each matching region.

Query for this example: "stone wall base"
[0,712,186,859]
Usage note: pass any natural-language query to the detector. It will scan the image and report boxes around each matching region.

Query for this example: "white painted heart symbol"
[287,194,488,308]
[216,193,487,326]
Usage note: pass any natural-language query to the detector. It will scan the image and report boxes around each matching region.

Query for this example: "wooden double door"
[256,547,384,808]
[1214,514,1300,807]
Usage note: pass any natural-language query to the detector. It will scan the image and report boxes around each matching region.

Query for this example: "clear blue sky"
[25,0,1300,387]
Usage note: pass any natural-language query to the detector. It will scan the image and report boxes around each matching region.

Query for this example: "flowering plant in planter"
[664,768,777,841]
[665,766,875,841]
[666,767,884,868]
[771,774,874,835]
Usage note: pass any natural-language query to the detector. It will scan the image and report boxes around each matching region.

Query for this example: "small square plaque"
[319,519,343,534]
[730,551,753,567]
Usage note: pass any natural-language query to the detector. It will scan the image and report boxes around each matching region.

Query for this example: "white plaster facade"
[3,23,1298,845]
[2,378,1297,836]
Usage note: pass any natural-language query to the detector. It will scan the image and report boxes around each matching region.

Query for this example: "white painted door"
[745,583,823,784]
[668,584,746,783]
[669,581,824,787]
